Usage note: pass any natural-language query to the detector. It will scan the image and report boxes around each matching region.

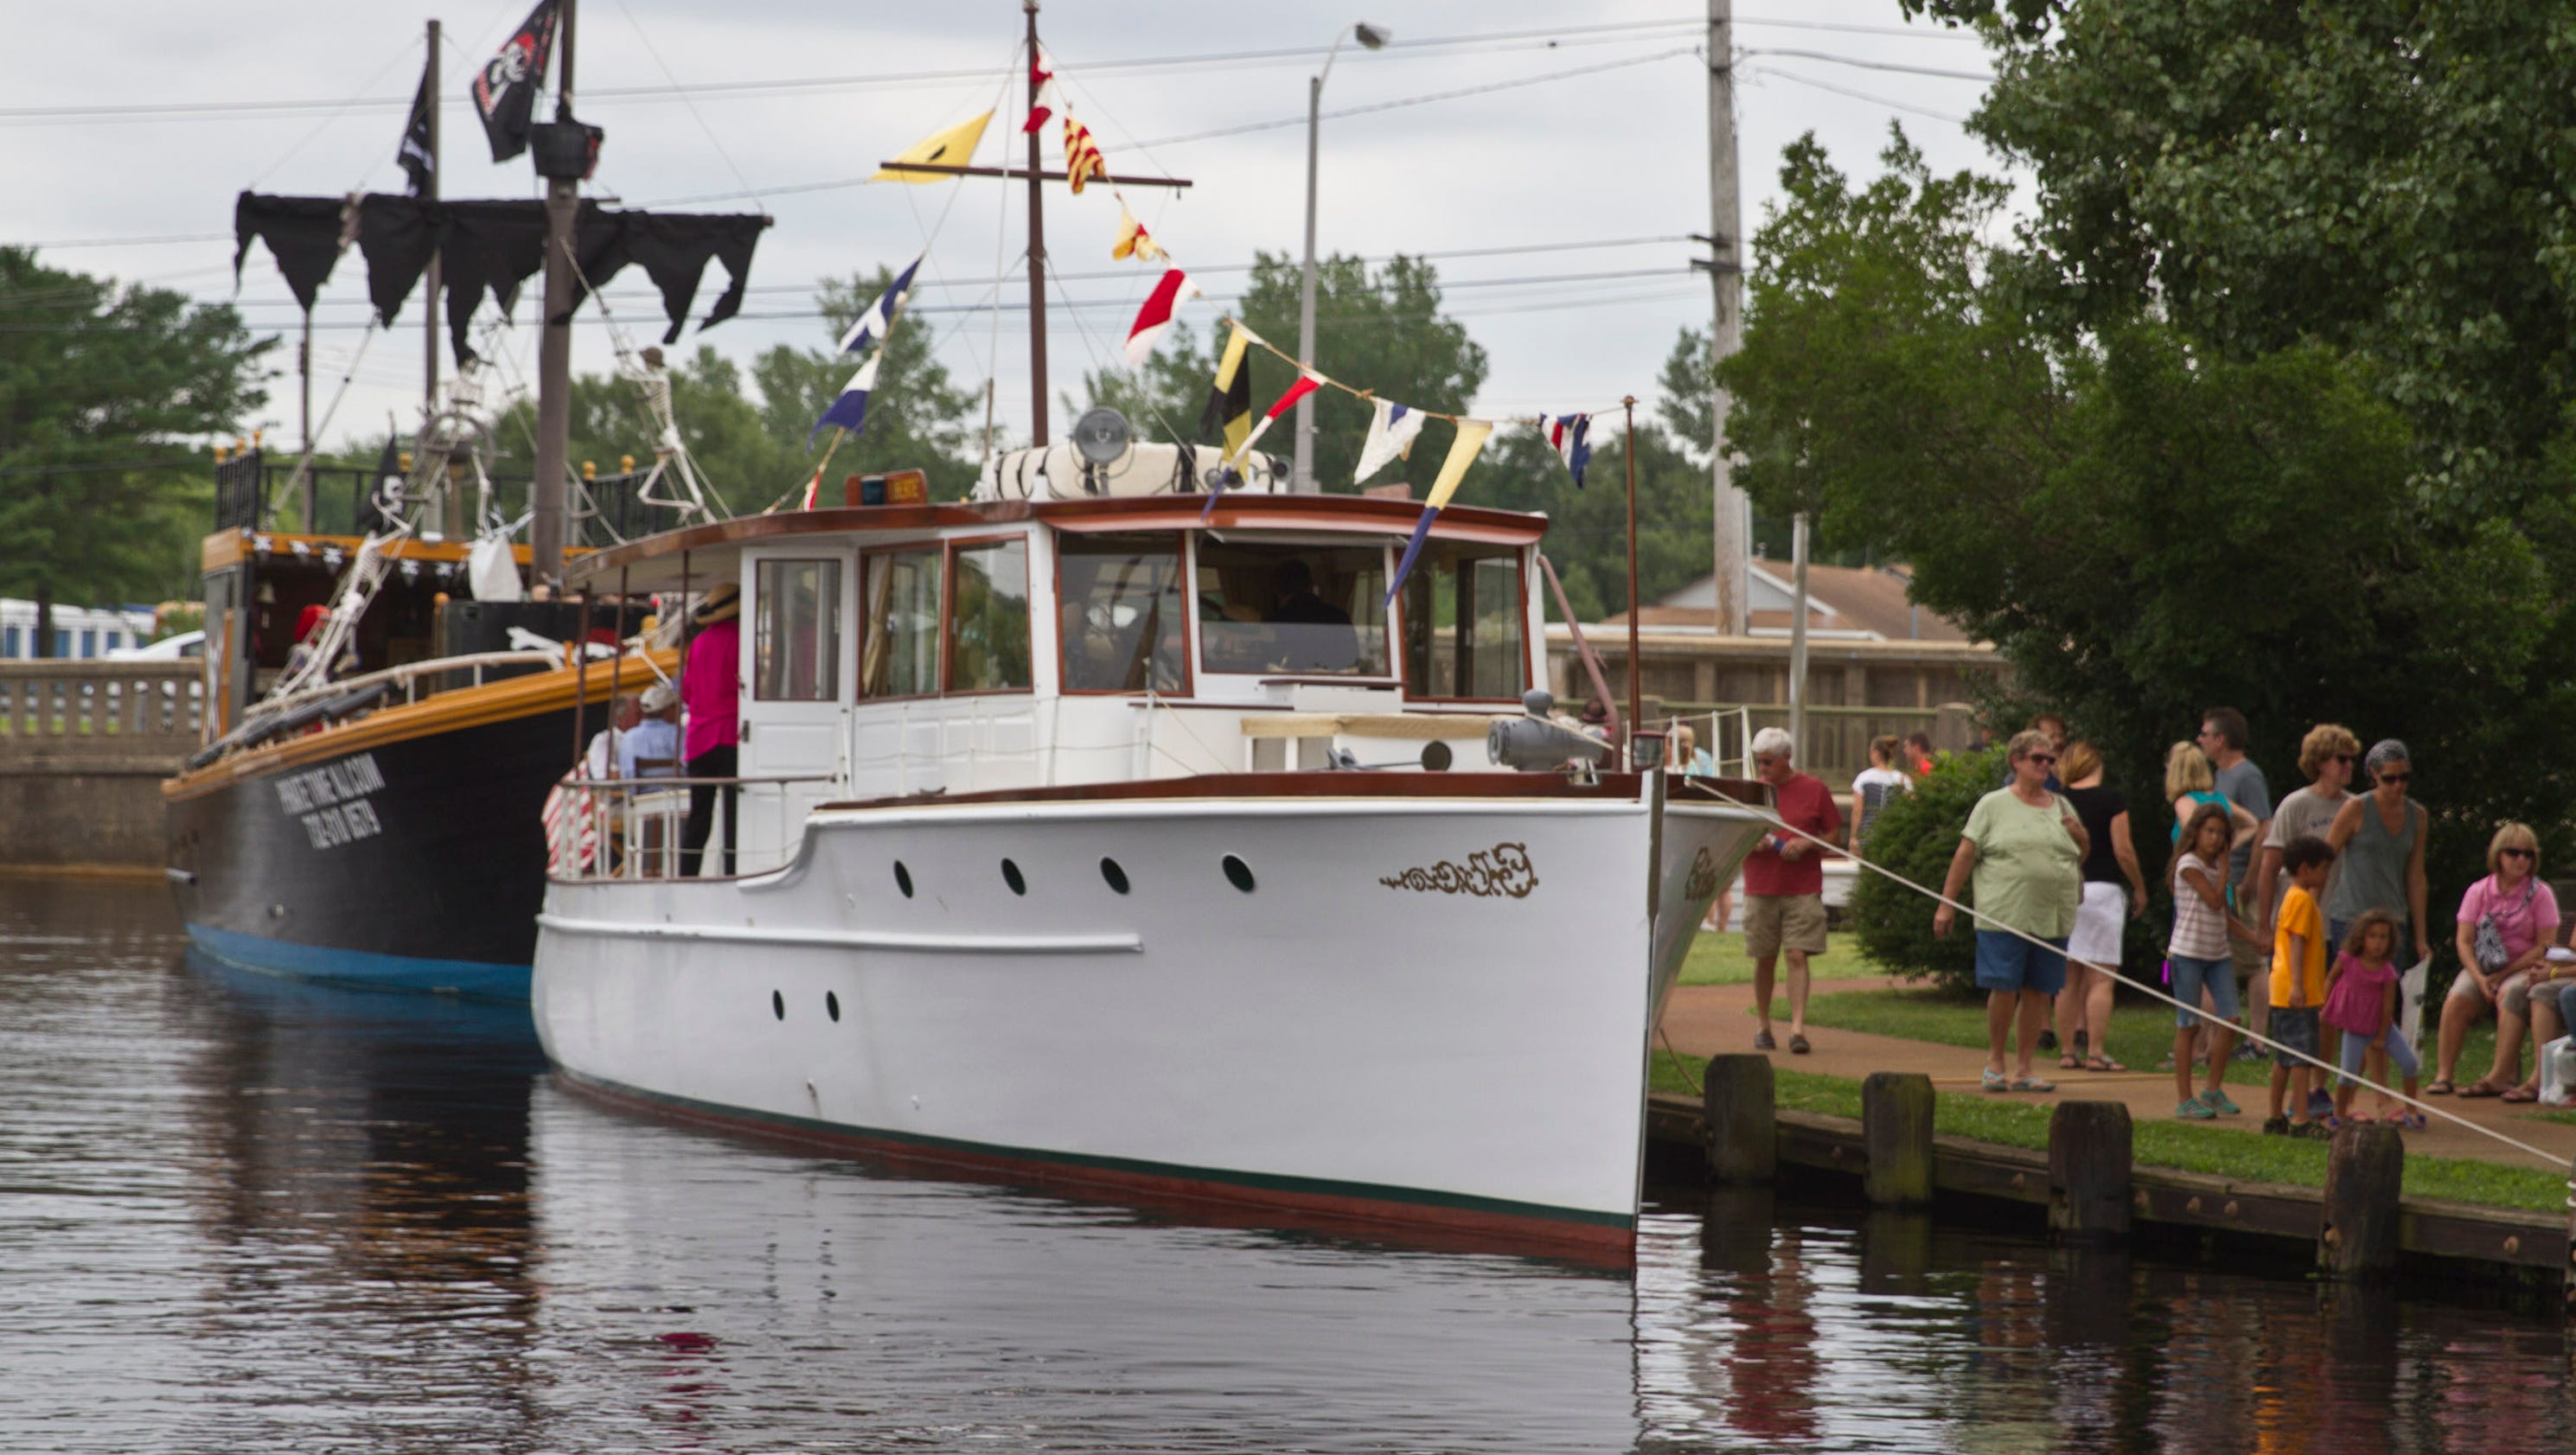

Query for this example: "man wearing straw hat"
[679,583,742,877]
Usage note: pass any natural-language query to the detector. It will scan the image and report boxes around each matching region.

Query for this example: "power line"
[1134,47,1700,150]
[1745,67,1972,127]
[1737,48,1992,82]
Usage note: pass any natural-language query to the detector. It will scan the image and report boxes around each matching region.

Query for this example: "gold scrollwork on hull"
[1379,842,1540,898]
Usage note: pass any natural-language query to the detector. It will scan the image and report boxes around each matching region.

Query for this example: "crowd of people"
[1710,707,2576,1133]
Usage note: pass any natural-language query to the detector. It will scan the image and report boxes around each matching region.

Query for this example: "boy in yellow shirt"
[2266,835,2336,1137]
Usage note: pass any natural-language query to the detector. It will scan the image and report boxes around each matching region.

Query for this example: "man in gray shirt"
[2200,707,2272,1057]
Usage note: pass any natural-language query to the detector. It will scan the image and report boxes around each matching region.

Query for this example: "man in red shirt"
[1744,726,1844,1053]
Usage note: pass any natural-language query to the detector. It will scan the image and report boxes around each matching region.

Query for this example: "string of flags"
[834,29,1617,600]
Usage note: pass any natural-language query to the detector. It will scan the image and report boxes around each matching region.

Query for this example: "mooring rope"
[1682,778,2576,1206]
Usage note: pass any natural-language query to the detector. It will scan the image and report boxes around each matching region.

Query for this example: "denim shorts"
[1975,930,2068,996]
[2271,1006,2322,1067]
[2167,954,2240,1028]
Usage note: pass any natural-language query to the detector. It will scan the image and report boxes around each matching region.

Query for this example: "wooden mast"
[530,0,578,590]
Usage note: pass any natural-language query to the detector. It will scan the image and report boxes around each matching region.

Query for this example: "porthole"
[1222,854,1256,893]
[771,990,785,1020]
[1100,857,1130,895]
[1001,858,1026,896]
[894,861,914,898]
[826,991,841,1022]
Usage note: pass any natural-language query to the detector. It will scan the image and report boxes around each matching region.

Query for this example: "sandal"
[2398,1112,2427,1130]
[1789,1033,1812,1055]
[2011,1076,2057,1094]
[2083,1056,2127,1073]
[2456,1082,2503,1099]
[1981,1069,2010,1094]
[2059,1055,2081,1071]
[1755,1029,1777,1051]
[2501,1087,2538,1103]
[2424,1080,2454,1095]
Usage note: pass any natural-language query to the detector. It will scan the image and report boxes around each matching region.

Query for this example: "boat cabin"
[568,468,1553,865]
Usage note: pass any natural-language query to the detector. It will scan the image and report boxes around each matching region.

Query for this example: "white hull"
[533,776,1761,1257]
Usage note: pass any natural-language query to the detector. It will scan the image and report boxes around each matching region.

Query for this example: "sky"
[1,0,2008,468]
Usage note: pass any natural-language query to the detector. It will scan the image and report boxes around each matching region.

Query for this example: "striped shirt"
[2170,849,2229,960]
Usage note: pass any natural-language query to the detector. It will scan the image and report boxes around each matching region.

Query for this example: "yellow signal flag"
[1112,205,1166,263]
[1424,418,1495,510]
[870,111,994,183]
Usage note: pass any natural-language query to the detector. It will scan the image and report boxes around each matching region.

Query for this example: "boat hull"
[532,779,1762,1259]
[166,680,609,1002]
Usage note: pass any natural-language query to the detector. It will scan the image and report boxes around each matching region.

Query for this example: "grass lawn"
[1793,985,2531,1094]
[1677,930,1892,986]
[1647,1054,2571,1215]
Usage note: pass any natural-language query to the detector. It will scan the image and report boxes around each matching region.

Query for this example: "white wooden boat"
[532,455,1766,1260]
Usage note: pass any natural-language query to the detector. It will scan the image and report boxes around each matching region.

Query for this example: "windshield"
[1195,539,1389,678]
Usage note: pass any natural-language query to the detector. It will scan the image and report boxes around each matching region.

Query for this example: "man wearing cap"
[620,681,683,781]
[680,583,742,876]
[1743,725,1844,1054]
[581,693,642,781]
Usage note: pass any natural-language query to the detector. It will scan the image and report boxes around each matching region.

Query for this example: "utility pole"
[1704,0,1750,637]
[1788,510,1810,763]
[1026,0,1050,450]
[529,0,577,590]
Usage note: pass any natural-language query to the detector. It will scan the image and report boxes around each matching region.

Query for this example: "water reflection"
[1,877,2571,1453]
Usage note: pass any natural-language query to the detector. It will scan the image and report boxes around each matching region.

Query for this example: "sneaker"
[2198,1087,2241,1116]
[2305,1090,2335,1120]
[1754,1029,1777,1051]
[2292,1120,2334,1141]
[2233,1043,2268,1063]
[2176,1098,2216,1120]
[2262,1115,2291,1136]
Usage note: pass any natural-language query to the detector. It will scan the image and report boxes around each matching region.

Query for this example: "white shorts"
[2067,881,2125,965]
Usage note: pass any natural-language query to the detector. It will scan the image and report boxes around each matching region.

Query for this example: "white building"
[0,599,157,660]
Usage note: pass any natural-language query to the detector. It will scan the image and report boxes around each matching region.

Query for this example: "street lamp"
[1293,20,1389,495]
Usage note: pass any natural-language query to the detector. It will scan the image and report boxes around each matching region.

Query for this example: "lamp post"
[1293,20,1388,495]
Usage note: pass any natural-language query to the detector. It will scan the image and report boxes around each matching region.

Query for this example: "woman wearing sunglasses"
[2434,821,2560,1098]
[1934,729,2088,1093]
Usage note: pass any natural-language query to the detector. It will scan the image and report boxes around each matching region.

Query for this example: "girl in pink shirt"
[2324,911,2423,1126]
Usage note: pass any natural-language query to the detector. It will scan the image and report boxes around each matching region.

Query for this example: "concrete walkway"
[1658,973,2576,1173]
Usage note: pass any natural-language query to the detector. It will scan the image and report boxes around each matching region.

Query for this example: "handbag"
[2473,878,2538,974]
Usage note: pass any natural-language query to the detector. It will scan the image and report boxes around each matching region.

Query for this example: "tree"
[1904,0,2576,510]
[493,346,799,524]
[1716,130,2576,922]
[0,249,272,653]
[752,267,981,501]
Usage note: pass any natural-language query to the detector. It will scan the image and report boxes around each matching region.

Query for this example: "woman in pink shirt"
[679,584,742,876]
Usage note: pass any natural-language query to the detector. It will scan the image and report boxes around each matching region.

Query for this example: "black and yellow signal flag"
[1199,321,1254,456]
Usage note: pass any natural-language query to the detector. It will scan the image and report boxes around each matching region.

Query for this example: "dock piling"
[1701,1054,1776,1185]
[1861,1071,1934,1208]
[2319,1123,2405,1280]
[2048,1101,2133,1242]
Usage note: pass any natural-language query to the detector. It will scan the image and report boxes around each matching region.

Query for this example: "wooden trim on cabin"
[162,651,676,802]
[565,495,1549,586]
[1238,712,1504,742]
[200,528,575,575]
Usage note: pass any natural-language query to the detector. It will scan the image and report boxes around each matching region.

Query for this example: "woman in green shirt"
[1936,730,2090,1093]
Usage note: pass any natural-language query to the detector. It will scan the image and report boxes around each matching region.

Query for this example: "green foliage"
[1908,0,2576,508]
[1846,747,1997,991]
[0,248,273,623]
[1719,130,2576,941]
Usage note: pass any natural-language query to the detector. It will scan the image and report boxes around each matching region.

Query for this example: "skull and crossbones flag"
[472,0,561,163]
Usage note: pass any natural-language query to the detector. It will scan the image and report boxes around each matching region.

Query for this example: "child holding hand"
[2266,835,2336,1139]
[2324,909,2426,1128]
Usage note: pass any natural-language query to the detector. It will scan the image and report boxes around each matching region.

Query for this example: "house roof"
[1595,560,1973,643]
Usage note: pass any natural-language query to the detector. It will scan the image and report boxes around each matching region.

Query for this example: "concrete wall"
[0,663,198,870]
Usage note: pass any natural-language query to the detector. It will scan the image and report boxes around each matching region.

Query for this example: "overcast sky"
[3,0,2005,468]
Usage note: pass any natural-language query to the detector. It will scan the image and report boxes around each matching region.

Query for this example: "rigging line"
[262,318,383,525]
[893,45,1022,330]
[1047,266,1189,452]
[1,233,231,250]
[1738,47,1993,82]
[612,0,765,211]
[246,35,422,190]
[1694,783,2576,1184]
[1132,47,1700,150]
[1744,66,1972,126]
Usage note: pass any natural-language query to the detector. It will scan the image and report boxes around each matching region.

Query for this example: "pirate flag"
[397,58,435,195]
[472,0,561,164]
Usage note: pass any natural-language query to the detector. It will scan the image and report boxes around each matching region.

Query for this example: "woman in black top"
[2055,742,2149,1070]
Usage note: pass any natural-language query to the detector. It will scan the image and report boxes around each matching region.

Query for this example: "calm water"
[2,877,2569,1453]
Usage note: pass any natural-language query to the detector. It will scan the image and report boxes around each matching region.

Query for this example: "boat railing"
[0,660,203,754]
[546,773,834,884]
[259,648,592,717]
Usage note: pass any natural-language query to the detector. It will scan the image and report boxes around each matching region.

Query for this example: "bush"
[1848,748,2000,992]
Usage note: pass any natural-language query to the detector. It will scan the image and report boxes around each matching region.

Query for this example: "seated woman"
[2438,822,2560,1098]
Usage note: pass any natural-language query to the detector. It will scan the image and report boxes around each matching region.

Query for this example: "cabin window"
[862,546,942,698]
[753,558,842,701]
[947,538,1033,693]
[1400,543,1526,700]
[1058,532,1186,693]
[1195,539,1389,677]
